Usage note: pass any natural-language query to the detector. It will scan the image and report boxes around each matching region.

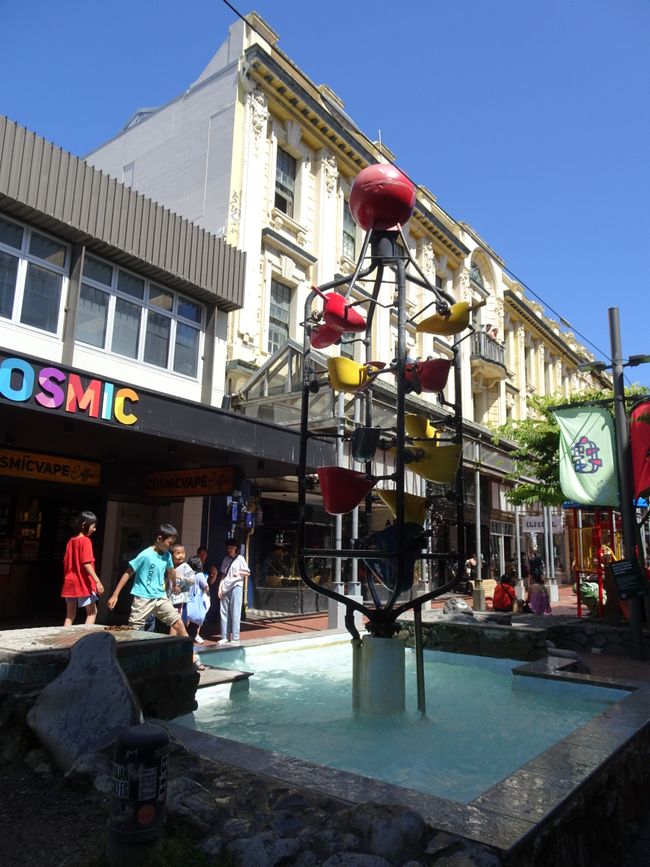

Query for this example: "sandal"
[194,661,206,671]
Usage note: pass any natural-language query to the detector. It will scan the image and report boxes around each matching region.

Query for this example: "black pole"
[609,307,644,660]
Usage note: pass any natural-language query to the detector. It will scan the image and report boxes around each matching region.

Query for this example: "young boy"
[107,524,204,669]
[170,542,195,622]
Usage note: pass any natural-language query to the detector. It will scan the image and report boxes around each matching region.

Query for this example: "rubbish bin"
[106,723,169,862]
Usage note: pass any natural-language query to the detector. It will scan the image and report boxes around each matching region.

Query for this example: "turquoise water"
[175,636,626,803]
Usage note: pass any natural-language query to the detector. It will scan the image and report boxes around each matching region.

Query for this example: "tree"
[494,386,649,507]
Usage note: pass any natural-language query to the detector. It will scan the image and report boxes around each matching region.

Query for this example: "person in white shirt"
[217,539,250,646]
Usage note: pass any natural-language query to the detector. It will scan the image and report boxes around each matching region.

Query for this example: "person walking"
[529,548,545,582]
[107,523,204,670]
[217,539,250,646]
[61,510,104,626]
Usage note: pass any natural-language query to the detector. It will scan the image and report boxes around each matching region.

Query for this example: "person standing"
[61,511,104,626]
[529,548,545,581]
[217,539,250,646]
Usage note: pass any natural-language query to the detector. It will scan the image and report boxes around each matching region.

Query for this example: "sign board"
[606,560,649,600]
[521,514,563,533]
[144,466,235,498]
[0,448,101,486]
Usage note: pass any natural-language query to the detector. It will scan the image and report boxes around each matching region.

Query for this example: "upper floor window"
[77,255,204,378]
[268,279,292,354]
[470,262,485,289]
[342,200,356,260]
[275,149,297,217]
[0,214,68,335]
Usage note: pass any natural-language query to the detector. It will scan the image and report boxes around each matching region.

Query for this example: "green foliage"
[494,385,649,506]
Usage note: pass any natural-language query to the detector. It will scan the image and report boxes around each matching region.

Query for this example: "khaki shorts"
[129,595,181,629]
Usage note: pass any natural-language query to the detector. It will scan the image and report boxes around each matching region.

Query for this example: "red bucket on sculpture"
[418,358,452,392]
[317,466,375,515]
[322,291,367,333]
[310,323,342,349]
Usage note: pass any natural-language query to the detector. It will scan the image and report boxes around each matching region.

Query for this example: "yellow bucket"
[409,442,462,484]
[327,357,379,393]
[376,489,427,525]
[416,302,470,336]
[405,413,436,439]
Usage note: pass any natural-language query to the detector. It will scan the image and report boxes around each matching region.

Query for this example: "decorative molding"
[321,153,338,196]
[248,88,269,143]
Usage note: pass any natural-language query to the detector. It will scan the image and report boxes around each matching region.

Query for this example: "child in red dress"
[61,510,104,626]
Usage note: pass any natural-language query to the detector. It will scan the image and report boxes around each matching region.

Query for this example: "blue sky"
[2,0,649,386]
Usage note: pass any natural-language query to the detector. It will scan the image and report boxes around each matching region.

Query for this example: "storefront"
[0,350,333,623]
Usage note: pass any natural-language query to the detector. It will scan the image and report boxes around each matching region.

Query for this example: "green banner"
[554,407,620,506]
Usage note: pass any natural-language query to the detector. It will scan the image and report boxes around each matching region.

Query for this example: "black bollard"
[106,723,169,865]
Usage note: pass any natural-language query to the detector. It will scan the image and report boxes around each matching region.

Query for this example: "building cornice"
[244,46,469,262]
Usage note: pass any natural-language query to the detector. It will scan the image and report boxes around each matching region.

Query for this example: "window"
[268,279,292,353]
[342,200,356,260]
[470,262,485,289]
[0,215,67,335]
[275,148,296,217]
[77,255,204,379]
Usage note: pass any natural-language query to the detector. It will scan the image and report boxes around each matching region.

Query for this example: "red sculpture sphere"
[349,164,416,231]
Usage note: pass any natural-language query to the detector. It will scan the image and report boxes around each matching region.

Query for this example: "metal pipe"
[414,603,426,714]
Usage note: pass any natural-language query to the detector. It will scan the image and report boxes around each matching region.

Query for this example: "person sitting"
[493,568,516,612]
[526,573,552,615]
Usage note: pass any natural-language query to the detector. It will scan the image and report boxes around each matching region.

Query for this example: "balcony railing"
[471,331,506,367]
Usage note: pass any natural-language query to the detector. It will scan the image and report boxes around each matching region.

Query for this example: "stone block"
[26,631,140,772]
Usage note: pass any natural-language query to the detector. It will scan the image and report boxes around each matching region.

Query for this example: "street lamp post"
[577,308,649,659]
[609,307,644,660]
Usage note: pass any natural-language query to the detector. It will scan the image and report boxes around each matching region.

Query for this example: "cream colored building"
[87,12,607,582]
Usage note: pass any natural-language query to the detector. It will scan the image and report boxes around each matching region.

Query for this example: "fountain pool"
[175,635,628,803]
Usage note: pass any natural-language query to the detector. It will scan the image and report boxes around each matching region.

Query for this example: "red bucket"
[310,323,342,349]
[418,359,452,392]
[317,466,375,515]
[322,292,367,333]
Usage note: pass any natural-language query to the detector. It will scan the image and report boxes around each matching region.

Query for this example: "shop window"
[77,254,204,379]
[342,199,356,260]
[268,279,292,354]
[0,214,67,335]
[275,148,296,217]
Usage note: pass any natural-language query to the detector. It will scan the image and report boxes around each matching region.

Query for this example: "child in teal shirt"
[108,523,205,669]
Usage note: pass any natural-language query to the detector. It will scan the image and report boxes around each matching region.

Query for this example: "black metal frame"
[297,227,466,640]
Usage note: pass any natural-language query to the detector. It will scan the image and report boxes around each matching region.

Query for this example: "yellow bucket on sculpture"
[416,302,470,336]
[409,442,462,484]
[376,489,427,525]
[327,357,381,393]
[405,413,436,439]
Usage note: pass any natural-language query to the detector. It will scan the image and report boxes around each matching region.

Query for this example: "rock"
[221,817,254,842]
[269,810,304,836]
[166,775,218,831]
[292,851,319,867]
[227,830,301,867]
[26,632,140,772]
[322,854,391,867]
[434,849,502,867]
[425,831,459,855]
[65,751,112,787]
[198,834,224,857]
[24,747,51,771]
[269,789,311,812]
[443,598,472,615]
[347,804,426,860]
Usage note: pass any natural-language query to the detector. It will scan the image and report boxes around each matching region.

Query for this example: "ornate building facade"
[87,12,608,589]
